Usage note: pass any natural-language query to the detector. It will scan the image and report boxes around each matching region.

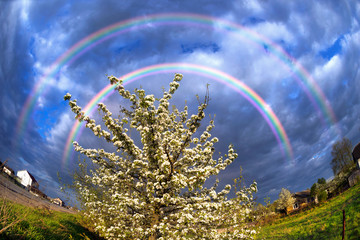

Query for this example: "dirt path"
[0,174,76,214]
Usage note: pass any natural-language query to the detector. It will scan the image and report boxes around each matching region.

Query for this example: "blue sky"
[1,0,359,205]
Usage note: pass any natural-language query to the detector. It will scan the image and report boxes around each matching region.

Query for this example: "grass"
[256,183,360,239]
[2,184,359,239]
[0,199,103,240]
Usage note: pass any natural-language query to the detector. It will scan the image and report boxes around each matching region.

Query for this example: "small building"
[17,170,39,189]
[352,142,360,169]
[291,190,317,211]
[51,197,65,207]
[348,142,360,187]
[29,186,48,199]
[3,165,15,177]
[348,170,360,187]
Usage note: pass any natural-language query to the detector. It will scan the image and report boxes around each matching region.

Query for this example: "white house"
[17,170,39,189]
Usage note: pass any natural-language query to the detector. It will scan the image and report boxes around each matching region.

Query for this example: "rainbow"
[16,13,340,147]
[62,63,294,167]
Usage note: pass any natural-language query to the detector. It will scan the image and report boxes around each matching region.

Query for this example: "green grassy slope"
[0,199,103,240]
[256,183,360,239]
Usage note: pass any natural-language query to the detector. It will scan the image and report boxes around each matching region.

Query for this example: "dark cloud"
[1,0,359,204]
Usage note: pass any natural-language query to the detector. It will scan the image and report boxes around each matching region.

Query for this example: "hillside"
[256,183,360,239]
[0,172,104,239]
[0,199,104,240]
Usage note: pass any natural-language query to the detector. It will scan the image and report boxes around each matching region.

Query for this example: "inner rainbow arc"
[62,63,293,168]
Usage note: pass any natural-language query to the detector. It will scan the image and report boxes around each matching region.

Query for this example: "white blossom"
[64,73,257,240]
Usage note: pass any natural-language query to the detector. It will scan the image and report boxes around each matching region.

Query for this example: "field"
[256,183,360,239]
[1,172,359,239]
[0,199,103,240]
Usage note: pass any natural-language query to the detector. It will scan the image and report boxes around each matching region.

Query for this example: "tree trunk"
[149,207,160,240]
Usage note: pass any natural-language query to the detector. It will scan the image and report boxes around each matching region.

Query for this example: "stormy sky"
[1,0,359,205]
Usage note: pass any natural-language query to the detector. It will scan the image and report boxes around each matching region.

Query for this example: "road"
[0,173,76,214]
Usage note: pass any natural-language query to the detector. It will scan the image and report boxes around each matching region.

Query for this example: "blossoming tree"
[64,73,257,239]
[276,188,295,214]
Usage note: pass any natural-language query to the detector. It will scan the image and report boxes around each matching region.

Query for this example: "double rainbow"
[14,13,339,166]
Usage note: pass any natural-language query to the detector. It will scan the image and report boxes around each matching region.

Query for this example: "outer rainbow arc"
[62,63,294,168]
[16,13,340,149]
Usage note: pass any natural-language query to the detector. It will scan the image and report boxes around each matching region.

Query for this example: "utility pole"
[342,209,345,240]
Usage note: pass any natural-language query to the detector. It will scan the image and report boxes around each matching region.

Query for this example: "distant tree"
[317,190,328,202]
[331,138,354,175]
[255,203,266,214]
[317,178,326,185]
[276,188,295,213]
[65,74,257,240]
[254,197,272,218]
[310,178,326,201]
[264,196,271,209]
[271,199,280,212]
[310,183,318,198]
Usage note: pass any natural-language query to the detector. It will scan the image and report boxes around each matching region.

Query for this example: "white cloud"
[33,33,68,63]
[244,0,263,14]
[253,21,294,43]
[312,54,343,91]
[182,51,223,68]
[267,188,279,196]
[249,54,290,85]
[318,55,342,81]
[46,112,73,148]
[36,96,45,108]
[53,73,85,93]
[313,2,342,37]
[20,0,30,22]
[2,3,20,72]
[343,31,360,51]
